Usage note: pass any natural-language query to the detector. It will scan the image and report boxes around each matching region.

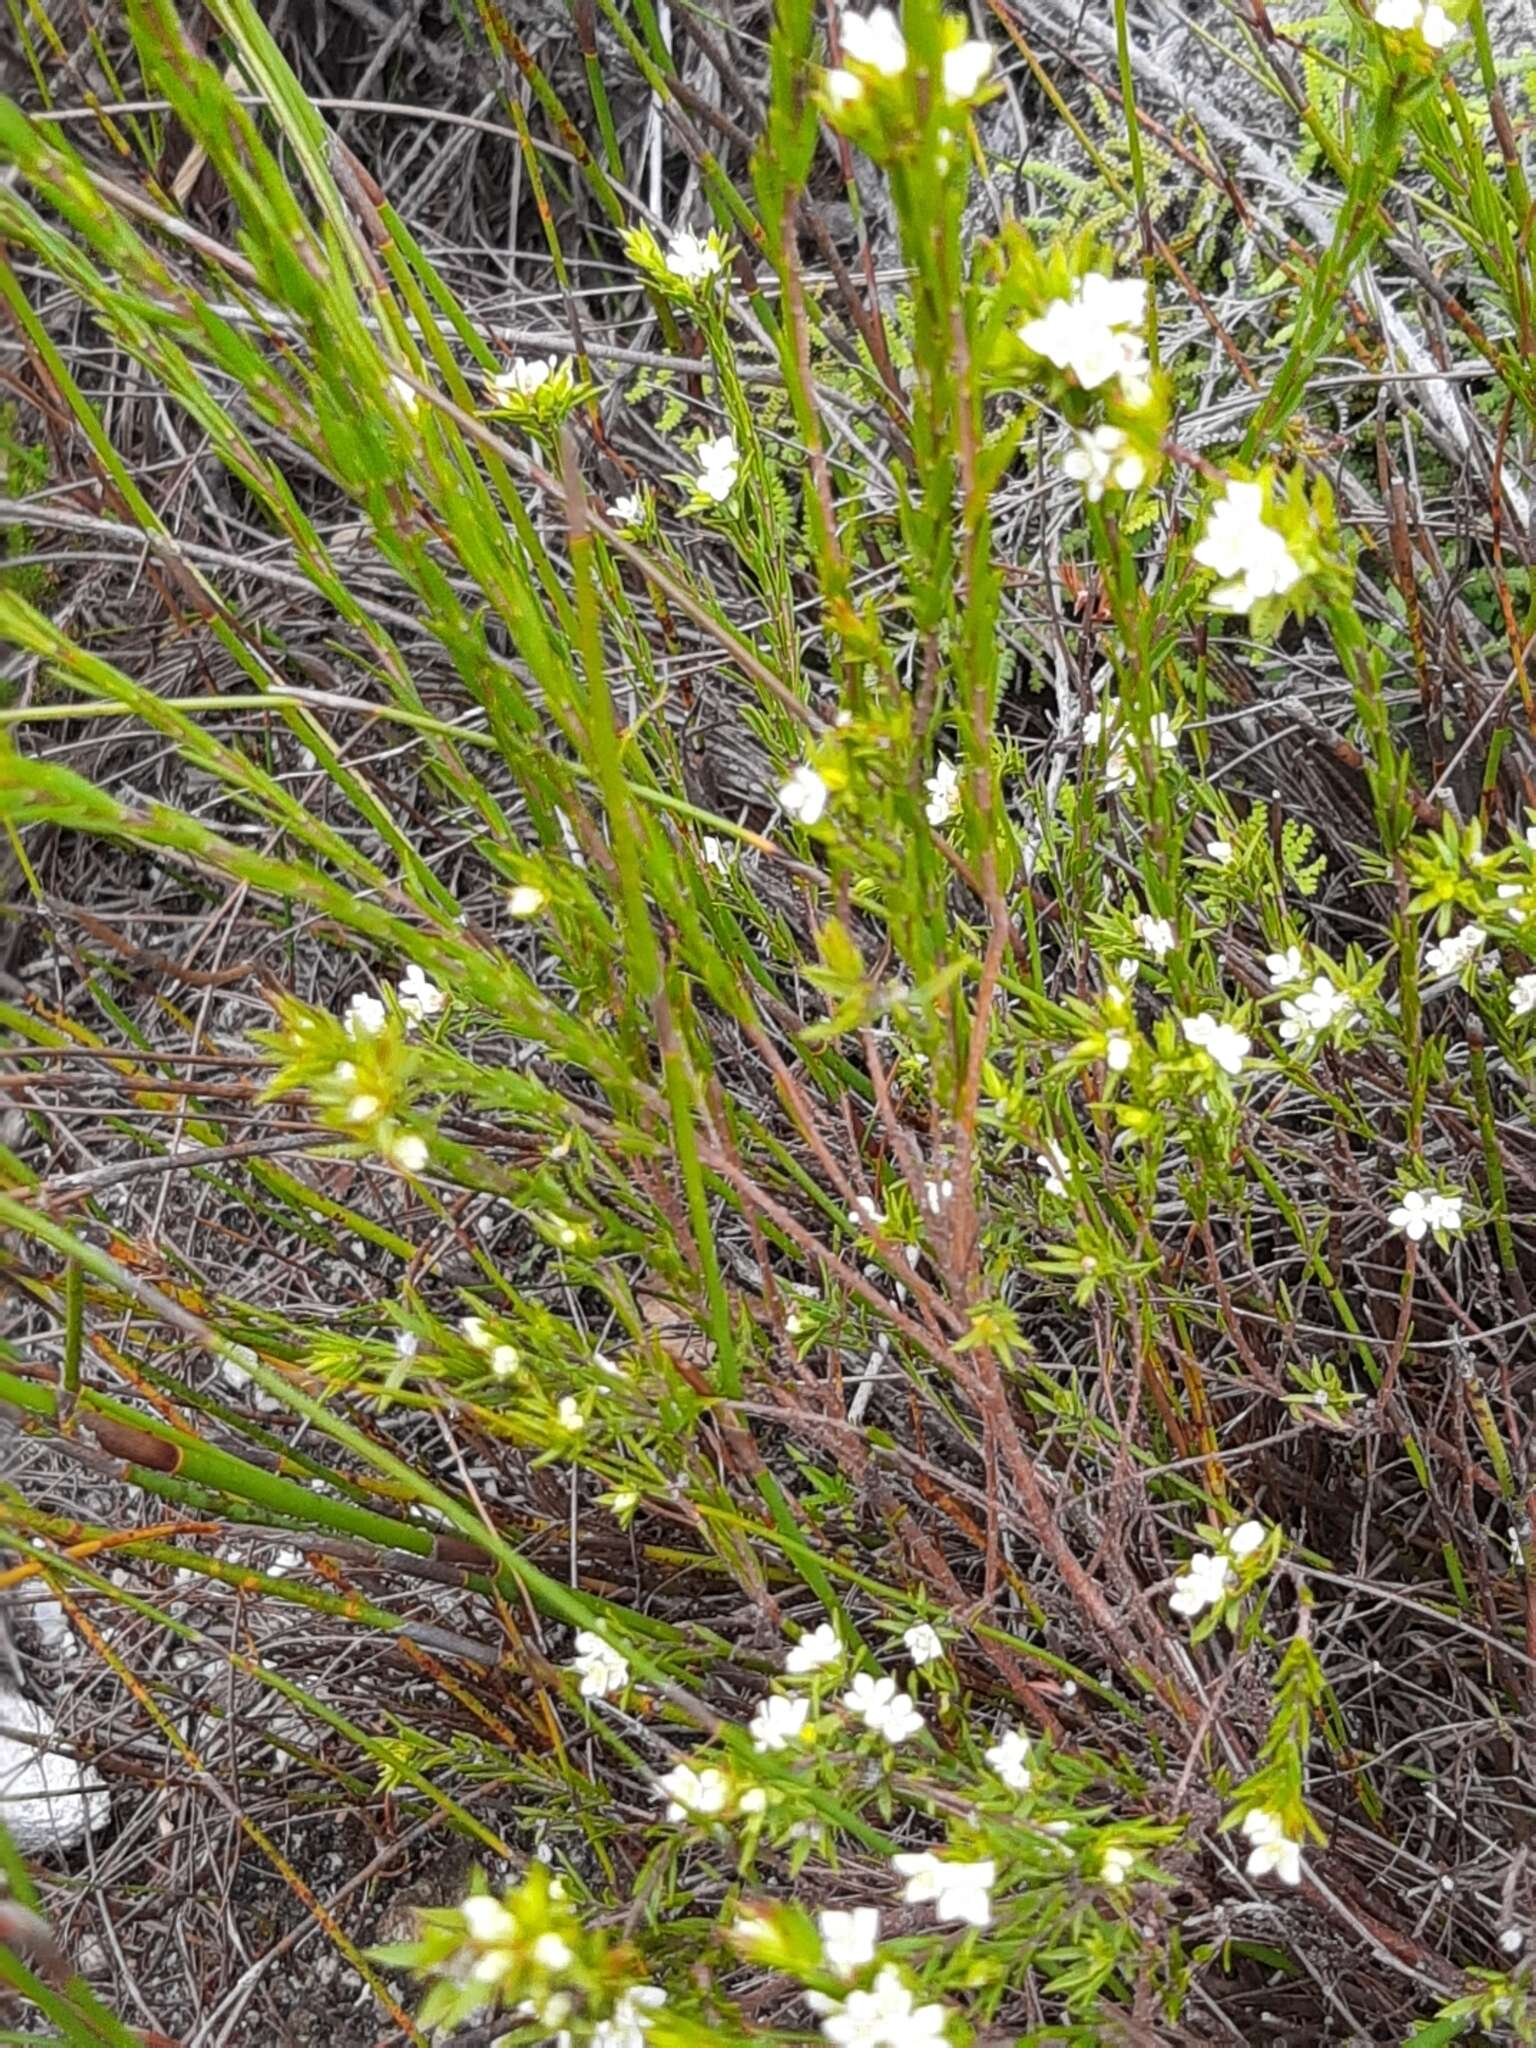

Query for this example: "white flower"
[1426,924,1486,976]
[893,1851,995,1928]
[839,6,908,75]
[490,1344,521,1379]
[693,432,740,503]
[749,1694,810,1753]
[825,66,864,104]
[1082,703,1176,792]
[389,372,420,415]
[779,763,830,826]
[656,1762,731,1820]
[1037,1143,1072,1198]
[1512,972,1536,1016]
[1501,1928,1526,1956]
[611,490,648,529]
[1278,973,1356,1043]
[1390,1186,1463,1241]
[1193,479,1303,615]
[575,1985,667,2048]
[345,1090,380,1123]
[1181,1011,1251,1077]
[984,1726,1033,1792]
[1100,1844,1135,1887]
[1228,1520,1267,1559]
[786,1623,843,1674]
[509,883,548,917]
[557,1395,584,1432]
[570,1630,629,1699]
[487,355,559,400]
[665,230,724,283]
[345,991,387,1037]
[941,38,994,100]
[818,1906,881,1977]
[1266,946,1305,988]
[1132,912,1177,960]
[924,757,961,826]
[462,1894,517,1944]
[397,964,445,1023]
[388,1132,429,1173]
[1373,0,1458,45]
[841,1673,926,1744]
[1019,273,1150,396]
[903,1622,944,1667]
[817,1965,950,2048]
[1169,1548,1233,1618]
[533,1932,574,1970]
[1062,423,1146,501]
[461,1314,492,1350]
[1206,838,1234,865]
[1105,1031,1133,1074]
[1241,1807,1303,1886]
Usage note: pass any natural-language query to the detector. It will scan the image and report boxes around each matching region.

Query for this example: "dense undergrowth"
[2,0,1536,2041]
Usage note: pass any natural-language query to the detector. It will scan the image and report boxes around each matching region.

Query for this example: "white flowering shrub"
[2,0,1536,2041]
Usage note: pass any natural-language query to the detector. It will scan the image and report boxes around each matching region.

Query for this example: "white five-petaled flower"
[786,1623,843,1674]
[924,757,961,826]
[665,230,724,284]
[1169,1548,1233,1619]
[1425,923,1486,976]
[984,1726,1033,1792]
[1512,971,1536,1017]
[749,1694,811,1753]
[816,1964,951,2048]
[1241,1807,1303,1886]
[841,1673,926,1744]
[1228,1519,1267,1559]
[1019,273,1151,400]
[487,355,559,401]
[397,964,445,1024]
[656,1762,731,1821]
[892,1851,996,1927]
[557,1395,584,1432]
[1181,1011,1251,1077]
[610,490,648,529]
[1266,946,1305,988]
[903,1622,944,1667]
[569,1629,629,1700]
[345,991,386,1037]
[388,1132,428,1173]
[1062,423,1146,502]
[1205,839,1234,866]
[779,763,830,826]
[1100,1843,1135,1887]
[1372,0,1458,47]
[1193,479,1304,615]
[461,1893,517,1944]
[1132,912,1177,960]
[1389,1187,1464,1241]
[693,432,740,503]
[818,1906,881,1977]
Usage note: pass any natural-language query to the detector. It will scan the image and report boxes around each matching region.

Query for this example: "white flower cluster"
[1081,701,1176,794]
[569,1630,628,1700]
[560,1985,667,2048]
[813,1964,950,2048]
[892,1851,995,1927]
[826,7,994,108]
[1169,1518,1267,1620]
[1132,911,1177,961]
[1062,423,1146,502]
[1425,923,1485,977]
[344,965,445,1036]
[923,757,961,826]
[1180,1010,1252,1078]
[779,762,830,826]
[1241,1806,1303,1886]
[842,1672,925,1743]
[1389,1186,1464,1242]
[692,432,740,504]
[1019,273,1151,405]
[1373,0,1458,46]
[1265,948,1356,1045]
[1193,481,1303,616]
